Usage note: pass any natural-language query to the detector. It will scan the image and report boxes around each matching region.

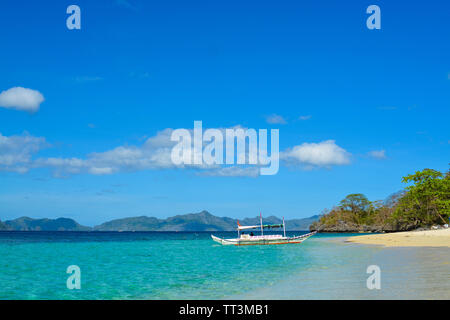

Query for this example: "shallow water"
[234,237,450,299]
[0,231,448,299]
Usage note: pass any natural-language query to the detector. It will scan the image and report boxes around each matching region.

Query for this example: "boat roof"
[237,224,283,230]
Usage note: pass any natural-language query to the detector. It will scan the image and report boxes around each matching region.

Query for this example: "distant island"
[1,217,91,232]
[0,211,319,232]
[310,168,450,233]
[0,220,8,230]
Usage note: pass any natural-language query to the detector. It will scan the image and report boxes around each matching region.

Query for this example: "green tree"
[339,193,372,224]
[395,168,450,226]
[339,194,371,212]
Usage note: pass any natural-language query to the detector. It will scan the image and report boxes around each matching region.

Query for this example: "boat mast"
[260,212,263,236]
[237,220,240,238]
[283,216,286,237]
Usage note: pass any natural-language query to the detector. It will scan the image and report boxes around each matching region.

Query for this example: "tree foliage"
[313,167,450,231]
[394,168,450,227]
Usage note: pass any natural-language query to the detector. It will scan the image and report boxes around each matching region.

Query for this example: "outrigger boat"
[211,214,316,246]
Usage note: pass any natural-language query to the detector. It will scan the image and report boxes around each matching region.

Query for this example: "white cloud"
[0,130,353,177]
[265,114,287,125]
[144,128,176,148]
[0,133,48,173]
[298,115,312,121]
[281,140,351,168]
[32,128,220,176]
[33,130,178,176]
[89,167,115,175]
[0,87,44,112]
[367,150,386,159]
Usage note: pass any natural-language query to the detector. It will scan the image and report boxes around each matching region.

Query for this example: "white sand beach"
[347,228,450,247]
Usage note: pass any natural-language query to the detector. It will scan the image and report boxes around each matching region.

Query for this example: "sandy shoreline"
[346,228,450,247]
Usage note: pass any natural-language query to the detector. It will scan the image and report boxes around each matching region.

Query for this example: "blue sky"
[0,0,449,226]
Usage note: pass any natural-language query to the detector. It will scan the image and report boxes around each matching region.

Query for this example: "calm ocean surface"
[0,231,448,300]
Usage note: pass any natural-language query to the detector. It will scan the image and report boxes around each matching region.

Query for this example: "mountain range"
[0,211,319,232]
[2,217,91,231]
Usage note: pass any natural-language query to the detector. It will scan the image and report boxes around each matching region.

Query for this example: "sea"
[0,231,448,300]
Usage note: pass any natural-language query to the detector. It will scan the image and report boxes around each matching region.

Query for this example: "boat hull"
[211,232,316,246]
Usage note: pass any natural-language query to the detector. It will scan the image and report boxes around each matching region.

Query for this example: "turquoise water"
[0,231,448,299]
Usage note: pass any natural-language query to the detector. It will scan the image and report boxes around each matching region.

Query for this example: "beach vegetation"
[311,167,450,232]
